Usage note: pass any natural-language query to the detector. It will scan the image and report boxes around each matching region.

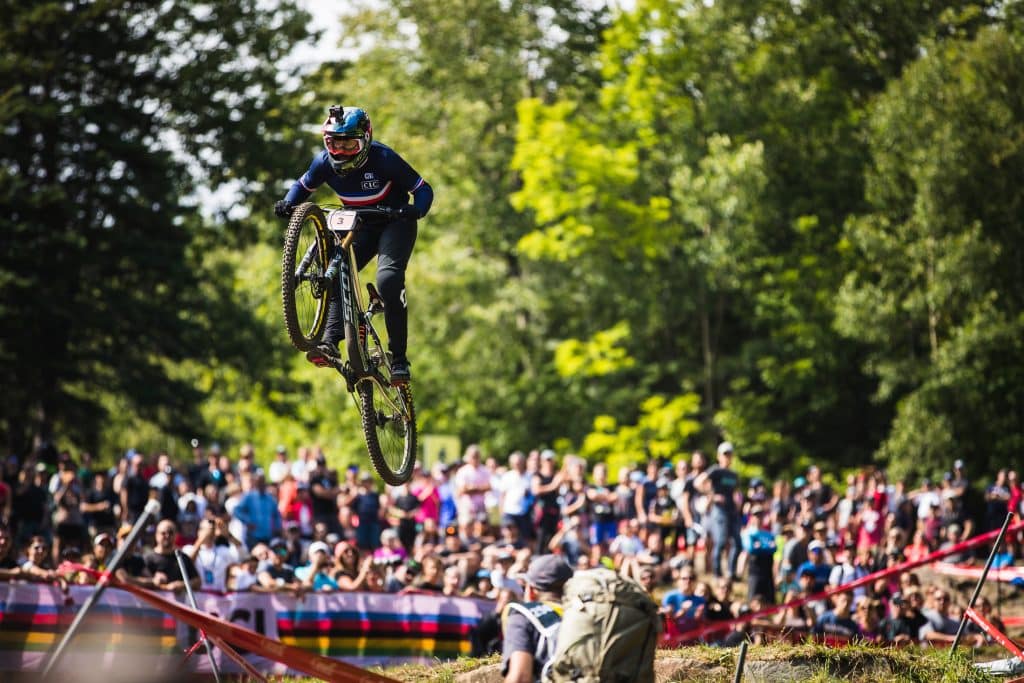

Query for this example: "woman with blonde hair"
[331,541,373,591]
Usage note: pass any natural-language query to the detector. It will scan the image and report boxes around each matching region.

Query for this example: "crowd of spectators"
[0,438,1019,650]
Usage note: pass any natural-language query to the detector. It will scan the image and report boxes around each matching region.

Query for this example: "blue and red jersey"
[283,142,433,217]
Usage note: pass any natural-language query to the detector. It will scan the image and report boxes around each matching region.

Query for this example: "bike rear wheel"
[359,380,417,485]
[282,203,330,352]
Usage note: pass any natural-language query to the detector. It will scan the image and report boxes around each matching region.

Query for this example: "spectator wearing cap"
[294,541,338,591]
[256,538,299,591]
[694,442,742,580]
[268,445,290,485]
[501,554,573,683]
[233,470,282,546]
[90,533,115,572]
[531,449,564,556]
[741,506,776,603]
[796,540,832,593]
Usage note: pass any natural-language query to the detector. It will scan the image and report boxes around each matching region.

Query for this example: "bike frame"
[326,211,408,415]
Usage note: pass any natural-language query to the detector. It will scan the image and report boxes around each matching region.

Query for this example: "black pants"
[324,217,417,362]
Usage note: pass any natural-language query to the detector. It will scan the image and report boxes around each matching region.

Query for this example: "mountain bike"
[281,202,416,485]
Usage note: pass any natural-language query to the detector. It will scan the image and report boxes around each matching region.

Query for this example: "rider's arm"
[283,154,331,206]
[409,179,433,218]
[383,147,433,218]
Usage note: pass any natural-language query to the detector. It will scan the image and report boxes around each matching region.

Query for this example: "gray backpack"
[544,568,661,683]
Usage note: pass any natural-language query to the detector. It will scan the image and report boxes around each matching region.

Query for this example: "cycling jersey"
[284,142,433,217]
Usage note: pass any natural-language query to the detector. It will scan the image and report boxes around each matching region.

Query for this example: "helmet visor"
[325,135,364,156]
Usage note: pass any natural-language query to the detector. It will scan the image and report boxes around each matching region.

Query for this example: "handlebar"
[320,203,397,217]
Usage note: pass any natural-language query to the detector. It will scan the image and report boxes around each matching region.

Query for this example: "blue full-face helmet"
[322,106,372,175]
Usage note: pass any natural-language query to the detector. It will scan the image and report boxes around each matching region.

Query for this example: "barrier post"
[733,640,749,683]
[175,549,222,683]
[43,498,162,677]
[950,511,1015,657]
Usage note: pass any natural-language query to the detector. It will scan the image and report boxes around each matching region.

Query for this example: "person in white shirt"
[268,445,290,485]
[499,452,533,541]
[185,517,246,592]
[454,445,491,534]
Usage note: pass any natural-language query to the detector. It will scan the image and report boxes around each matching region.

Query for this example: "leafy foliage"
[4,0,1024,485]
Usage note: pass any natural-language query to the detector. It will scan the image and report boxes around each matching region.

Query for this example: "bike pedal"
[306,348,340,369]
[366,283,386,313]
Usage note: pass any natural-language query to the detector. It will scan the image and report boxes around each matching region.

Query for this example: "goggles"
[325,135,364,156]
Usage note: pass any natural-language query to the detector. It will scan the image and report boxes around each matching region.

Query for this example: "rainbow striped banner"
[0,582,493,674]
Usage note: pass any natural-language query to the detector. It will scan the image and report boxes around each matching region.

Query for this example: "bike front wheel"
[281,203,330,352]
[359,380,417,485]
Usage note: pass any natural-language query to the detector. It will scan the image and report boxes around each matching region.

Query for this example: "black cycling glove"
[395,204,420,220]
[274,199,293,218]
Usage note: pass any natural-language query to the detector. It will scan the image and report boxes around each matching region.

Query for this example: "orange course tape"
[54,563,397,683]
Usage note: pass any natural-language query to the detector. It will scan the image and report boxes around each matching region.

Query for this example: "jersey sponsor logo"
[362,179,381,190]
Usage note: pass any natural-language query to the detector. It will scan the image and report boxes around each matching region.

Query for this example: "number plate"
[327,209,358,232]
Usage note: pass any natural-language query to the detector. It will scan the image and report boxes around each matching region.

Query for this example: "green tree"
[836,25,1024,478]
[0,0,311,455]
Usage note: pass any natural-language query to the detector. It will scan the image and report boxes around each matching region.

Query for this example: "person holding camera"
[185,516,246,592]
[295,541,339,592]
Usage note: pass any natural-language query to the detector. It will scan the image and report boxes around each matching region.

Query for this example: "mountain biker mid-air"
[275,106,433,383]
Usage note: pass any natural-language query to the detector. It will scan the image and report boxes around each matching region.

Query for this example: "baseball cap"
[275,445,287,454]
[524,555,573,592]
[750,477,763,488]
[93,533,114,546]
[308,541,330,557]
[717,441,734,455]
[269,538,287,551]
[540,449,556,461]
[954,459,964,470]
[793,476,807,489]
[808,540,825,552]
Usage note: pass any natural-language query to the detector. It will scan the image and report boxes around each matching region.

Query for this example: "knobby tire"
[359,381,417,486]
[281,203,329,352]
